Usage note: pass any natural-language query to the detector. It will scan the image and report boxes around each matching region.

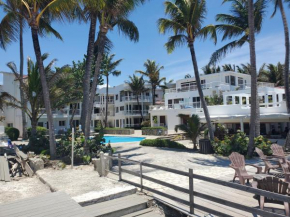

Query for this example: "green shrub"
[141,120,150,127]
[141,127,167,130]
[27,127,47,137]
[254,135,272,156]
[5,127,20,141]
[140,139,186,149]
[23,135,50,154]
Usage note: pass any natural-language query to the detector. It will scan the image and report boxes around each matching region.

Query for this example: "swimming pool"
[104,136,145,143]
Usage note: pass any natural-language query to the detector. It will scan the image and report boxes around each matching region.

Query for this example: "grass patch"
[140,139,186,149]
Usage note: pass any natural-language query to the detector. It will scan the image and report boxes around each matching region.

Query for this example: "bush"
[212,131,272,156]
[140,139,186,149]
[22,135,50,154]
[141,120,150,127]
[27,127,47,137]
[5,127,20,141]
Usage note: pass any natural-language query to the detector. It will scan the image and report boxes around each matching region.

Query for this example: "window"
[192,97,201,108]
[226,96,233,105]
[115,94,118,100]
[238,77,243,88]
[230,76,236,86]
[283,94,286,101]
[94,107,100,114]
[155,94,158,98]
[59,121,65,127]
[242,97,247,105]
[116,107,119,113]
[181,81,196,91]
[174,98,183,104]
[7,123,13,127]
[235,96,240,104]
[201,79,206,88]
[268,95,273,107]
[146,92,150,96]
[120,106,124,111]
[38,122,44,127]
[225,76,230,84]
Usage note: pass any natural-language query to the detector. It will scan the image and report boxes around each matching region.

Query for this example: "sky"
[0,0,289,87]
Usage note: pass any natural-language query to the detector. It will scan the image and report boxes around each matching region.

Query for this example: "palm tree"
[125,75,148,121]
[84,0,144,141]
[270,0,290,113]
[160,79,174,97]
[0,0,62,140]
[101,53,123,127]
[19,0,76,159]
[175,114,207,150]
[158,0,216,141]
[208,0,267,65]
[222,64,236,71]
[202,65,221,74]
[258,63,284,86]
[0,92,16,112]
[136,60,165,105]
[248,0,260,157]
[184,74,191,78]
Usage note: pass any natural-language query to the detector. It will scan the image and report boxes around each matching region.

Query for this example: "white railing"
[124,110,149,116]
[121,96,152,102]
[150,102,202,110]
[94,100,114,105]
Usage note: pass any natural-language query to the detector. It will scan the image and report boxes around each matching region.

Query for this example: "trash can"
[199,139,214,154]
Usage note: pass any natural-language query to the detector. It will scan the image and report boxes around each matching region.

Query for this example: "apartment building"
[149,71,289,136]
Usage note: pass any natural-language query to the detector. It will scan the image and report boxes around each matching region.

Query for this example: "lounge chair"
[254,177,289,216]
[271,144,290,165]
[229,152,262,185]
[255,147,280,173]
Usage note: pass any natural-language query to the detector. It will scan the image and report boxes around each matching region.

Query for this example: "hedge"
[140,139,186,149]
[5,127,20,141]
[27,127,47,137]
[141,127,167,130]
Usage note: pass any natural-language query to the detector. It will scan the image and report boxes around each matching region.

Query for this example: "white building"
[149,71,290,136]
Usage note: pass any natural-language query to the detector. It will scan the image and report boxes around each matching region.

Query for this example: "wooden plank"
[25,161,34,177]
[142,162,188,177]
[3,155,11,182]
[189,169,194,214]
[0,156,5,181]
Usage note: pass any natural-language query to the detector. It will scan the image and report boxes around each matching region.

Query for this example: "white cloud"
[98,84,110,89]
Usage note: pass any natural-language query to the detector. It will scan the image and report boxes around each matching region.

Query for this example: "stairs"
[84,194,161,217]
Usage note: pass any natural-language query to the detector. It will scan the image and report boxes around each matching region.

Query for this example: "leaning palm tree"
[258,63,284,86]
[125,75,148,121]
[158,0,216,141]
[136,60,165,105]
[84,0,144,142]
[208,0,267,65]
[270,0,290,113]
[101,53,123,127]
[19,0,76,159]
[175,114,207,150]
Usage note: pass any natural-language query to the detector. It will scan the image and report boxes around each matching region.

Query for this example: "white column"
[273,94,277,107]
[240,118,244,132]
[265,94,269,107]
[150,114,153,127]
[246,97,250,105]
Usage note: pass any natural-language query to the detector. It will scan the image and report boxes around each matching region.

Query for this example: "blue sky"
[0,0,289,86]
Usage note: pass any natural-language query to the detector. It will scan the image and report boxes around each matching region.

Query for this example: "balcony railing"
[94,100,114,105]
[150,102,202,111]
[121,96,152,102]
[123,110,149,116]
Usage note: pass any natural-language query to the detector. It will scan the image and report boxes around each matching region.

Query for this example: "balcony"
[123,110,149,116]
[94,99,114,105]
[150,102,202,111]
[121,96,152,102]
[94,111,115,117]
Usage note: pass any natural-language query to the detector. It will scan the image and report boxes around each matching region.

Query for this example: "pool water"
[104,136,145,143]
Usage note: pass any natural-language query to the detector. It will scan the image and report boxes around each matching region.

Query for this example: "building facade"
[149,71,289,137]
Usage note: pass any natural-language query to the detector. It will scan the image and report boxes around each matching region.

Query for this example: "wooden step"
[85,194,150,217]
[121,208,153,217]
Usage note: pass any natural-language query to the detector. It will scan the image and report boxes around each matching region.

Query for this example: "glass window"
[242,97,247,105]
[226,96,233,105]
[115,94,118,100]
[230,76,236,86]
[116,107,119,113]
[192,97,201,108]
[174,98,183,104]
[238,77,243,88]
[59,121,65,127]
[7,123,13,127]
[38,122,44,127]
[120,106,124,111]
[235,96,240,104]
[225,76,230,84]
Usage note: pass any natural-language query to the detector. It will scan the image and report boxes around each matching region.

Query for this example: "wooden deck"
[0,192,94,217]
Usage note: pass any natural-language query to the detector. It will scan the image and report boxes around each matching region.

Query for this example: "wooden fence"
[104,154,290,217]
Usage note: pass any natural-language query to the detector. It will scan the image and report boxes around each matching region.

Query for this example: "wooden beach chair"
[255,147,280,173]
[229,152,262,185]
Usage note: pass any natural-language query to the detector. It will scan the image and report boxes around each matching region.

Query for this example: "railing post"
[140,162,143,192]
[189,168,194,214]
[118,153,122,181]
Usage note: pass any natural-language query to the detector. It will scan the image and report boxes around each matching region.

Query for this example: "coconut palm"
[247,0,260,157]
[270,0,290,113]
[202,65,221,74]
[125,75,148,121]
[208,0,267,65]
[0,92,16,112]
[136,60,166,105]
[160,79,174,97]
[258,63,284,86]
[175,114,207,150]
[84,0,144,141]
[158,0,217,141]
[101,53,123,127]
[222,64,236,71]
[0,0,63,139]
[184,74,192,79]
[18,0,76,159]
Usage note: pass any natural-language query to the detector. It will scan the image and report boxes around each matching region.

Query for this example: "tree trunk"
[152,85,155,105]
[188,42,214,141]
[247,0,260,157]
[70,104,77,129]
[19,17,28,140]
[31,27,56,159]
[30,115,38,138]
[137,95,143,121]
[81,15,97,132]
[278,0,290,113]
[105,75,109,128]
[84,28,107,150]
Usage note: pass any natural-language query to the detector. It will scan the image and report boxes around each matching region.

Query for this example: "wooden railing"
[104,154,290,217]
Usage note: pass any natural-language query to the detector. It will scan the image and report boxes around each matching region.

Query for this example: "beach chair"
[255,147,280,173]
[229,152,262,185]
[271,144,290,165]
[255,177,289,216]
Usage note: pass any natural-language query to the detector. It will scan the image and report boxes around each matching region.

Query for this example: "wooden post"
[71,128,75,169]
[109,150,112,169]
[118,153,122,181]
[189,168,194,214]
[140,162,143,192]
[100,152,105,176]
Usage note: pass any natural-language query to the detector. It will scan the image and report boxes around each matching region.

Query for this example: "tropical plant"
[205,94,223,106]
[18,0,76,159]
[258,63,284,86]
[175,114,207,150]
[160,78,174,97]
[84,0,144,143]
[101,53,123,127]
[202,65,221,74]
[270,0,290,113]
[136,60,165,105]
[125,75,148,121]
[158,0,216,141]
[0,91,16,111]
[222,64,236,71]
[208,0,267,65]
[184,74,191,78]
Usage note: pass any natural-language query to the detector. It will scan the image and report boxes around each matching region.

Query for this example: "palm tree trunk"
[70,104,77,129]
[19,17,27,140]
[81,14,97,132]
[247,0,260,157]
[278,0,290,113]
[105,75,109,128]
[137,95,143,121]
[31,27,56,159]
[84,28,107,150]
[188,42,214,141]
[151,85,155,105]
[30,115,38,138]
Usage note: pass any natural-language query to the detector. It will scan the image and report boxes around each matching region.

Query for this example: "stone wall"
[104,129,134,135]
[142,128,168,136]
